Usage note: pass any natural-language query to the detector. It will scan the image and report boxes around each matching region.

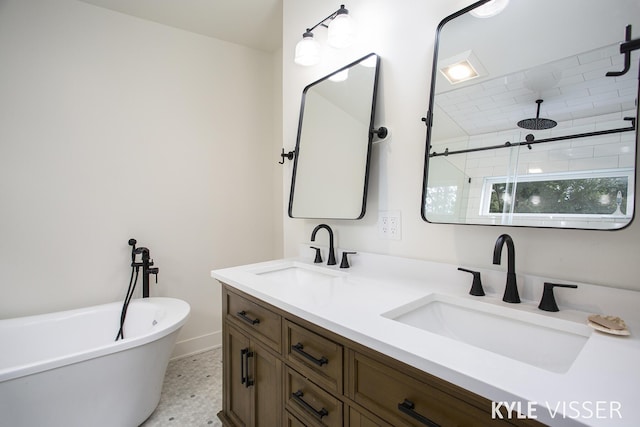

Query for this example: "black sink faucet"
[310,224,336,265]
[492,234,520,303]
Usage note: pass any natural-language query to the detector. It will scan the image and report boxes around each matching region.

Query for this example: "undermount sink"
[382,293,592,373]
[247,262,350,306]
[251,261,346,284]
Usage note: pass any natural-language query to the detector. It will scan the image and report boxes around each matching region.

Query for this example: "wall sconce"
[294,4,356,67]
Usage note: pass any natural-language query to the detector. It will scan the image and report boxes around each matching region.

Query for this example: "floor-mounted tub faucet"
[310,224,336,265]
[133,246,159,298]
[492,234,520,303]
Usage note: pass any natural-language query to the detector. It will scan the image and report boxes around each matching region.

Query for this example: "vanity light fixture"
[470,0,510,18]
[294,31,321,66]
[294,4,356,66]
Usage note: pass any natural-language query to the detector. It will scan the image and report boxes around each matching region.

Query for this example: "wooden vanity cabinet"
[219,284,544,427]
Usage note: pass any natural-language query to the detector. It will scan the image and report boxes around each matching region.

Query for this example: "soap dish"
[587,314,630,336]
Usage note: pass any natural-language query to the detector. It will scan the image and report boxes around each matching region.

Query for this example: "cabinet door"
[225,324,251,427]
[252,339,282,427]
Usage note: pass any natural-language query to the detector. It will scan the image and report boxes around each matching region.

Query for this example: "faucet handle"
[310,247,323,263]
[149,267,159,283]
[340,251,357,269]
[538,282,577,312]
[458,267,485,296]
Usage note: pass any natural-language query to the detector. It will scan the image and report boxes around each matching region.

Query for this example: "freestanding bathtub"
[0,297,190,427]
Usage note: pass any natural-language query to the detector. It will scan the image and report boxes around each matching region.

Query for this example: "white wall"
[0,0,281,355]
[282,0,640,291]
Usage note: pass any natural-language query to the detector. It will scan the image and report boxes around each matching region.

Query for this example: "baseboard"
[171,331,222,360]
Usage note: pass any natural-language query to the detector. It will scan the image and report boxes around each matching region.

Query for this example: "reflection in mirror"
[289,53,380,219]
[422,0,639,229]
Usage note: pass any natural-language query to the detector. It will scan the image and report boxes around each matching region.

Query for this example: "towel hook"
[279,148,295,164]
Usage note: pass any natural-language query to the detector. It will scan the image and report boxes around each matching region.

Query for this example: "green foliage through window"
[489,177,628,215]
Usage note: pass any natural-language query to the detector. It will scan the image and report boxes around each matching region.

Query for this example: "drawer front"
[352,352,493,427]
[285,367,343,427]
[226,290,281,352]
[285,320,343,393]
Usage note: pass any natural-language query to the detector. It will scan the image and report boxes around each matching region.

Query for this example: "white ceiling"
[78,0,283,52]
[431,0,640,140]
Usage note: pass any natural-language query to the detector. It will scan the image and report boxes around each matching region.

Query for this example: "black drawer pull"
[291,343,328,366]
[398,399,440,427]
[292,390,328,420]
[236,310,260,325]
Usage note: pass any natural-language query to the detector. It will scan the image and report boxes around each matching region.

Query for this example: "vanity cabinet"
[219,284,544,427]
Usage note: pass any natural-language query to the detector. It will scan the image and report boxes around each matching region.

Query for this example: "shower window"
[481,169,634,217]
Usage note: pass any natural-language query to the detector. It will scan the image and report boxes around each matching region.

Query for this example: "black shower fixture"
[517,99,557,130]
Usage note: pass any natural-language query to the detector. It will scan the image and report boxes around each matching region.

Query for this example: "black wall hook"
[279,148,295,164]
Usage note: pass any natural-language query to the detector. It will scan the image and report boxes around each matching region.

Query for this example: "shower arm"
[429,119,636,158]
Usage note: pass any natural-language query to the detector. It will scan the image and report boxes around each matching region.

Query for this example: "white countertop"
[211,247,640,426]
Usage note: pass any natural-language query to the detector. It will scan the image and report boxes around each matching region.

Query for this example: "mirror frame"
[420,0,638,230]
[288,53,381,219]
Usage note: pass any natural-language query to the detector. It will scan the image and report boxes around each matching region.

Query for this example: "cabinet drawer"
[352,352,494,426]
[285,367,343,427]
[226,290,281,352]
[285,320,343,393]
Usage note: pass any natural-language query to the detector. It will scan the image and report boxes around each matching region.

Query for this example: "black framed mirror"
[422,0,639,230]
[289,53,381,219]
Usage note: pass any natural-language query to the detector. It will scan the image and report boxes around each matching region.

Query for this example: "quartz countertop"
[211,248,640,426]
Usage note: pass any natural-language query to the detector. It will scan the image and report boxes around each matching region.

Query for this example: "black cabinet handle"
[236,310,260,325]
[244,349,254,388]
[397,399,440,427]
[291,343,328,366]
[240,348,248,385]
[292,390,328,420]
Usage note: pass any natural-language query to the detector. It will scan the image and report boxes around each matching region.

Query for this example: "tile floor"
[141,347,223,427]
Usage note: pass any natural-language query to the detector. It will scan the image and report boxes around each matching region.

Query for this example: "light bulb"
[327,7,355,49]
[294,31,320,66]
[447,64,474,81]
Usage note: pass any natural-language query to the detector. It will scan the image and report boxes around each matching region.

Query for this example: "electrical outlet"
[378,210,401,240]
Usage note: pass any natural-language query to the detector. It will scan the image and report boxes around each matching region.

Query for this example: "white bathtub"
[0,297,190,427]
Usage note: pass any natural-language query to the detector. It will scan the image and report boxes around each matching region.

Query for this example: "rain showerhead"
[517,99,557,130]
